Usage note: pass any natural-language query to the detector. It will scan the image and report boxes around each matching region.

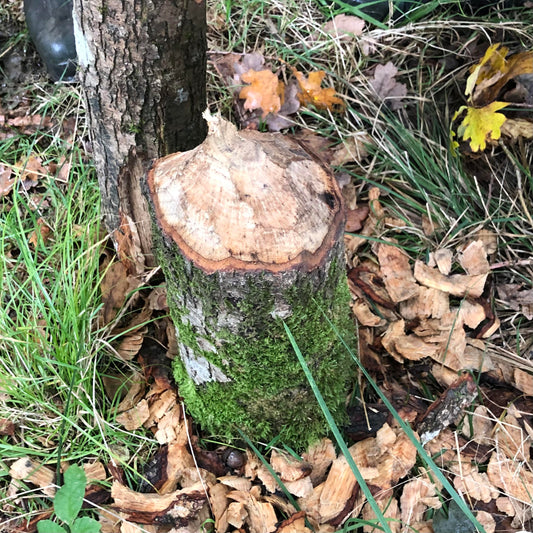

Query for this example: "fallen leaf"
[233,52,266,77]
[466,44,533,106]
[115,211,146,275]
[497,284,533,319]
[465,43,508,99]
[330,134,370,166]
[370,62,407,110]
[28,217,52,248]
[265,80,300,131]
[7,114,53,131]
[456,101,509,152]
[0,164,15,196]
[0,418,15,436]
[15,154,47,189]
[115,330,145,361]
[375,242,419,303]
[323,14,365,40]
[345,205,369,232]
[48,155,71,183]
[293,69,345,111]
[514,368,533,396]
[100,261,142,325]
[239,69,283,117]
[500,118,533,140]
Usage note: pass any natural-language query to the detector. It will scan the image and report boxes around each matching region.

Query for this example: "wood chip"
[209,482,229,533]
[381,320,440,362]
[270,449,312,482]
[319,449,361,523]
[487,452,533,503]
[458,300,487,329]
[115,399,150,430]
[9,457,56,496]
[111,480,207,525]
[362,497,400,533]
[352,298,386,326]
[399,286,449,321]
[83,461,107,482]
[414,260,487,298]
[375,242,419,303]
[495,413,528,461]
[458,240,490,275]
[283,476,314,498]
[244,451,278,493]
[275,511,312,533]
[302,438,336,486]
[433,248,453,275]
[154,402,184,444]
[219,475,252,492]
[227,501,247,529]
[453,469,499,503]
[228,486,278,533]
[475,510,496,533]
[400,478,440,525]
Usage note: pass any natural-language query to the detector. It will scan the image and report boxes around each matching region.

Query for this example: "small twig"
[490,258,533,270]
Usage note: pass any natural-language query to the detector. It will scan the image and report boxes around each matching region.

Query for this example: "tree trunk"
[72,0,207,265]
[147,115,354,449]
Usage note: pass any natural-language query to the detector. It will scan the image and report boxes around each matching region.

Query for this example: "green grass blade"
[317,309,486,533]
[283,321,392,533]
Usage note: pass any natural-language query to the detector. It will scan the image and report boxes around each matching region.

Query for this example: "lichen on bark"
[153,228,355,449]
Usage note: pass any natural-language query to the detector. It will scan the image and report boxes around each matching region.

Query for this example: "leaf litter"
[3,5,533,533]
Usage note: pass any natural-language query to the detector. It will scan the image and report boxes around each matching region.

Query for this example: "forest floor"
[1,1,533,533]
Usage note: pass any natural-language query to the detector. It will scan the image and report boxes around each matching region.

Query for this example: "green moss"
[152,228,355,450]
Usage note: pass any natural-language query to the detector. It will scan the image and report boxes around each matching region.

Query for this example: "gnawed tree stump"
[147,114,354,448]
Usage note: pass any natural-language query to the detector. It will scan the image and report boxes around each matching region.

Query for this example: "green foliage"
[37,465,101,533]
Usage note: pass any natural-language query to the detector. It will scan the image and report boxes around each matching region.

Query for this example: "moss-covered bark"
[153,228,355,449]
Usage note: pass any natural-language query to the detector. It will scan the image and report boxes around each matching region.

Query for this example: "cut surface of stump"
[147,114,354,448]
[150,115,343,273]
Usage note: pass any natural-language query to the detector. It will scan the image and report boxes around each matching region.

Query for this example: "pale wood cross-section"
[147,113,344,274]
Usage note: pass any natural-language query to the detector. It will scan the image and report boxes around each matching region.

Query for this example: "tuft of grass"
[0,85,156,526]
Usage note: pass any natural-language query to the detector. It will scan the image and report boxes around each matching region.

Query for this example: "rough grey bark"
[72,0,207,263]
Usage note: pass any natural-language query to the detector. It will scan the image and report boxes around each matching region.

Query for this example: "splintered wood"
[347,190,501,377]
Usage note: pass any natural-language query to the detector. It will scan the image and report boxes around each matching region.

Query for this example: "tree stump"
[146,114,354,448]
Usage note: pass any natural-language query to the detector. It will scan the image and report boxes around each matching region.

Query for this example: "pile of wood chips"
[4,187,533,533]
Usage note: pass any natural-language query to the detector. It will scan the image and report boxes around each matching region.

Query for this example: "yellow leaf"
[465,43,507,98]
[458,102,509,152]
[293,69,345,111]
[465,44,533,105]
[239,69,284,117]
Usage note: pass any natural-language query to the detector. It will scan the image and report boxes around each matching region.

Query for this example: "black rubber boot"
[24,0,77,81]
